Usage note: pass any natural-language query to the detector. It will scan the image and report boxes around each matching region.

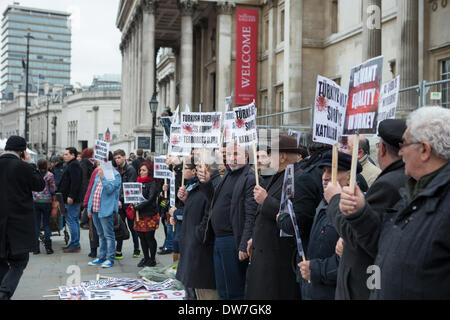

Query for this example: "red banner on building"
[235,8,258,106]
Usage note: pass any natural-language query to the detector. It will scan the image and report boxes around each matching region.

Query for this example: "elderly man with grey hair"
[338,106,450,299]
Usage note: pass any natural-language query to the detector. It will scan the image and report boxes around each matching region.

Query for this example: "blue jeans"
[92,213,115,261]
[65,202,81,248]
[213,236,247,300]
[34,203,52,242]
[163,221,173,250]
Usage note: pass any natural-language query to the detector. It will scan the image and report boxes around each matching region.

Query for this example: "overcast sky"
[1,0,122,86]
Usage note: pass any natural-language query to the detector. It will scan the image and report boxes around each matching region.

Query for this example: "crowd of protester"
[0,106,449,300]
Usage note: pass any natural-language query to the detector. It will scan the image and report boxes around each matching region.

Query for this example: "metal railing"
[255,78,450,134]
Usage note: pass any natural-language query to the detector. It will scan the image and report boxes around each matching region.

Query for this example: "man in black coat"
[113,149,139,259]
[339,106,450,299]
[197,143,258,300]
[131,149,146,173]
[245,135,302,300]
[0,136,45,300]
[58,147,83,253]
[176,161,218,300]
[325,119,408,300]
[299,151,362,300]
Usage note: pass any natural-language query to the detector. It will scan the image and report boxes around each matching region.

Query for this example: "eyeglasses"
[399,141,421,150]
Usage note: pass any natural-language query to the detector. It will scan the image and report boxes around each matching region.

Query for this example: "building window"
[332,0,338,34]
[280,9,285,43]
[441,59,450,109]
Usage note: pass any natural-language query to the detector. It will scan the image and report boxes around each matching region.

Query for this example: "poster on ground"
[343,55,383,136]
[377,75,400,133]
[313,75,348,145]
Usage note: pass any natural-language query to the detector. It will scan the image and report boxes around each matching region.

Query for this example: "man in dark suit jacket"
[197,143,258,300]
[58,147,83,253]
[0,136,44,300]
[325,119,408,299]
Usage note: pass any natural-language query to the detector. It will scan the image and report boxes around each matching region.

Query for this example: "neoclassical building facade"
[113,0,450,153]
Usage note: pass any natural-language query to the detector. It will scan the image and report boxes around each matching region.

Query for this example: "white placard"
[231,102,258,146]
[313,75,348,146]
[168,124,190,156]
[181,112,223,149]
[153,156,173,179]
[102,161,115,181]
[123,183,144,204]
[94,140,110,162]
[377,75,400,132]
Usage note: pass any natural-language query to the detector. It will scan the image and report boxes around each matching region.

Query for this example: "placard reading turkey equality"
[343,56,383,136]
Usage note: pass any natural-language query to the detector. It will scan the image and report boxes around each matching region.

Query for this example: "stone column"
[362,0,382,61]
[397,0,419,118]
[130,22,136,130]
[142,0,157,127]
[136,11,143,126]
[179,0,197,111]
[169,74,176,110]
[215,1,234,112]
[284,0,303,124]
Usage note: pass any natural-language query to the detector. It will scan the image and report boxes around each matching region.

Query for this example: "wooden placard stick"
[331,144,338,186]
[181,159,185,188]
[164,178,167,198]
[349,133,360,194]
[252,142,259,186]
[136,209,140,222]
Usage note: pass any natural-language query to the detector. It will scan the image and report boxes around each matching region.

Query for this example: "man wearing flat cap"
[324,119,408,300]
[245,135,303,299]
[298,151,362,300]
[0,136,45,300]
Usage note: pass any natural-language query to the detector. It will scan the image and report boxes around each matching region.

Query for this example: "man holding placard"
[197,142,258,300]
[298,150,362,300]
[324,119,407,300]
[245,135,302,300]
[113,149,140,260]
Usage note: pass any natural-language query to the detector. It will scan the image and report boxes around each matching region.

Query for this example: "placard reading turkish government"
[94,140,109,162]
[168,124,190,156]
[377,75,400,133]
[235,8,258,105]
[232,102,258,146]
[343,55,383,136]
[313,75,348,145]
[181,112,222,149]
[123,183,144,204]
[154,156,173,179]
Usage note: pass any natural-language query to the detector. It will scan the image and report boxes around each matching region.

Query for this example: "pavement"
[13,221,173,300]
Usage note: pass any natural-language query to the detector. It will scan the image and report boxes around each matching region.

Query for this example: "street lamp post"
[24,28,33,145]
[149,92,159,153]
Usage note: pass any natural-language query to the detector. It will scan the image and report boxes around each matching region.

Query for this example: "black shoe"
[44,240,54,255]
[157,248,172,255]
[88,249,97,258]
[137,258,147,268]
[158,246,164,250]
[63,246,81,253]
[33,249,40,255]
[144,259,156,267]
